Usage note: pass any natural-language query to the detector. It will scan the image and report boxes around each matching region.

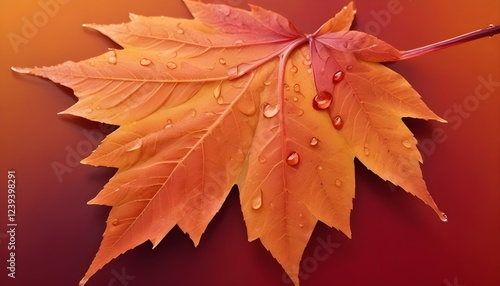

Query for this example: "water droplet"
[293,84,301,92]
[164,119,173,129]
[213,84,222,99]
[290,66,298,73]
[233,39,244,46]
[298,213,303,218]
[284,83,290,91]
[84,107,93,114]
[363,143,370,156]
[335,179,342,187]
[140,58,152,66]
[112,219,119,226]
[251,191,263,210]
[262,103,279,118]
[313,91,333,110]
[310,137,319,146]
[190,109,197,118]
[316,165,323,171]
[264,81,271,86]
[127,139,142,152]
[176,28,184,34]
[332,71,345,83]
[219,58,226,65]
[346,65,353,71]
[217,96,224,105]
[440,212,448,222]
[299,223,304,228]
[293,97,298,102]
[333,115,343,130]
[402,139,412,149]
[286,152,300,166]
[167,62,177,69]
[302,59,312,66]
[258,155,266,163]
[107,56,117,64]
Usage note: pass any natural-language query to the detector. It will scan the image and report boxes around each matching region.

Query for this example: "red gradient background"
[1,0,499,285]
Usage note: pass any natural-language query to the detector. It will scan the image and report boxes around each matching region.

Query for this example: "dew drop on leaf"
[219,58,226,65]
[293,84,300,92]
[166,62,177,69]
[251,191,263,210]
[258,155,266,163]
[107,56,117,65]
[333,115,343,130]
[298,213,303,218]
[176,28,184,34]
[217,96,224,105]
[313,91,333,110]
[84,107,93,114]
[346,65,353,71]
[283,83,290,91]
[111,219,119,226]
[292,97,298,102]
[440,212,448,222]
[286,152,300,166]
[299,223,304,228]
[316,165,323,171]
[140,58,152,66]
[164,119,173,129]
[262,103,279,118]
[402,139,412,149]
[190,109,197,118]
[233,39,244,46]
[332,71,345,83]
[363,143,370,156]
[335,179,342,187]
[264,81,271,86]
[290,65,298,73]
[309,137,319,146]
[126,139,143,152]
[213,84,221,99]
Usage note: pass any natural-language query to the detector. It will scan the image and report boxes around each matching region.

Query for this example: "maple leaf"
[12,1,499,285]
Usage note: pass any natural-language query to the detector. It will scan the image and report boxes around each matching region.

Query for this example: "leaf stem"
[400,24,499,60]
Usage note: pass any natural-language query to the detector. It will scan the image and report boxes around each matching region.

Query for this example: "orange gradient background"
[1,0,499,285]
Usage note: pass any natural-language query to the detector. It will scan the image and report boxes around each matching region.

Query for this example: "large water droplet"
[286,152,300,166]
[332,71,345,83]
[402,139,412,149]
[262,103,279,118]
[140,58,152,66]
[293,84,301,92]
[167,62,177,69]
[310,137,319,146]
[333,115,343,130]
[440,212,448,222]
[107,56,117,65]
[313,91,333,110]
[363,143,370,156]
[127,139,142,152]
[213,84,222,99]
[251,191,263,210]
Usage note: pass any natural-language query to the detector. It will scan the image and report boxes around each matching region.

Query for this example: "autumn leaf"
[12,1,499,285]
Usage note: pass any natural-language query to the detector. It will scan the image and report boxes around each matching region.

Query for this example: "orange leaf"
[14,1,448,285]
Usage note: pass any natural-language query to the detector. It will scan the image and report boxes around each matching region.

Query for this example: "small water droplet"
[290,66,298,73]
[313,91,333,110]
[284,83,290,91]
[264,81,271,86]
[293,97,298,102]
[346,65,353,71]
[84,107,93,114]
[402,139,412,149]
[216,96,225,105]
[316,165,323,171]
[299,223,304,228]
[363,143,370,156]
[176,28,184,34]
[298,213,303,218]
[213,84,222,99]
[233,39,244,46]
[286,152,300,166]
[302,59,312,66]
[440,212,448,222]
[127,139,142,152]
[219,58,226,65]
[332,71,345,83]
[190,109,197,118]
[333,115,343,130]
[262,103,279,118]
[140,58,152,66]
[258,155,266,163]
[310,137,319,146]
[335,179,342,187]
[164,119,173,129]
[107,56,117,64]
[294,84,301,92]
[167,62,177,69]
[251,191,263,210]
[112,219,119,226]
